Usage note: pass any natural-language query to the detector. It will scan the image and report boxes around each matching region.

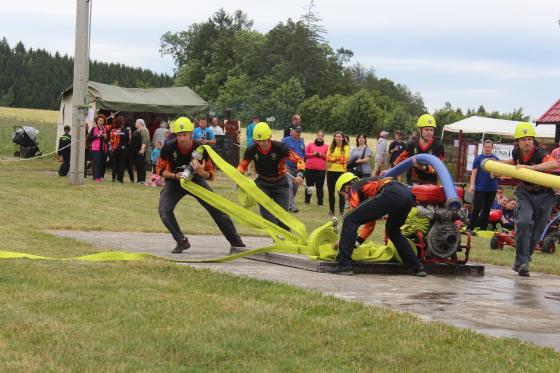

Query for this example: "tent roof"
[536,99,560,124]
[442,116,555,140]
[61,81,207,114]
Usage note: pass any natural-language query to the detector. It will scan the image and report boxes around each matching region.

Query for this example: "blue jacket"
[246,122,256,147]
[282,136,305,169]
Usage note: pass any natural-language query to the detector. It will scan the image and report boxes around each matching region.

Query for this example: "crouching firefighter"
[156,117,245,253]
[327,172,427,276]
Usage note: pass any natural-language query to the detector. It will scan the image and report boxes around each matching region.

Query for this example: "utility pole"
[69,0,91,185]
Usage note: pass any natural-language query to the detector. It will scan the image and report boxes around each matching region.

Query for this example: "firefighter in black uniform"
[156,117,245,254]
[237,122,305,230]
[500,122,559,276]
[326,172,427,276]
[57,125,71,176]
[394,114,445,184]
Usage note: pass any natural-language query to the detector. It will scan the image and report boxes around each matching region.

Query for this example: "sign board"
[477,143,515,160]
[86,108,95,126]
[466,143,514,171]
[466,144,477,171]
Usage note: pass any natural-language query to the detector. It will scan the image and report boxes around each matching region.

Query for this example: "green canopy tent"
[56,81,207,144]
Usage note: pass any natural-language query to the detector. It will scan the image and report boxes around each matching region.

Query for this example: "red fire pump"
[407,184,471,265]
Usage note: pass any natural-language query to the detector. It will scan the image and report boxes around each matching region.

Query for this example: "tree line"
[160,6,426,134]
[161,6,528,136]
[0,4,529,137]
[0,37,174,110]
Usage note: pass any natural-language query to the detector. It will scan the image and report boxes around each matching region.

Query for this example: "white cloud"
[8,1,560,36]
[358,56,560,80]
[2,0,560,117]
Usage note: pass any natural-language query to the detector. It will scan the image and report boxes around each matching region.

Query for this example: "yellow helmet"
[172,117,194,133]
[514,122,536,139]
[417,114,436,128]
[335,172,359,194]
[253,122,272,140]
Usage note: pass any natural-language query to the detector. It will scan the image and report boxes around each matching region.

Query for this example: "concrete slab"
[230,247,485,276]
[50,230,560,352]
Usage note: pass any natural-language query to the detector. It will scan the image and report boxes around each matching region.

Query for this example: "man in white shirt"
[152,120,169,147]
[209,117,224,136]
[373,131,388,176]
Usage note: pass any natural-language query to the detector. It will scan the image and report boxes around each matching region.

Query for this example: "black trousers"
[126,151,135,182]
[58,152,70,176]
[304,169,325,205]
[111,151,127,182]
[255,177,290,231]
[91,150,106,179]
[134,154,146,183]
[469,190,497,230]
[337,182,421,269]
[158,178,244,246]
[327,171,345,214]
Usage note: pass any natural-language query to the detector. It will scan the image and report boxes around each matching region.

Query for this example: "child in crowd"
[492,193,507,210]
[151,141,162,173]
[57,125,72,176]
[500,198,516,230]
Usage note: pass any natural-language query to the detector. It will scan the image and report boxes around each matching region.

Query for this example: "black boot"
[171,238,191,254]
[229,243,246,255]
[414,264,427,277]
[518,263,530,277]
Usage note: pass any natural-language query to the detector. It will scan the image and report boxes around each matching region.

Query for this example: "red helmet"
[488,209,503,223]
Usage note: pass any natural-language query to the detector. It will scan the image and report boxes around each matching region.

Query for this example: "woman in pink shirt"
[87,114,109,182]
[304,130,328,206]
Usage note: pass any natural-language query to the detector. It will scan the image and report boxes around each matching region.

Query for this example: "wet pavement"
[50,230,560,351]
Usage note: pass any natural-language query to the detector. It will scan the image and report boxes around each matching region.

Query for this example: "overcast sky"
[3,0,560,119]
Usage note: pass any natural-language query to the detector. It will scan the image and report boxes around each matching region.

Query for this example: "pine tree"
[0,38,174,109]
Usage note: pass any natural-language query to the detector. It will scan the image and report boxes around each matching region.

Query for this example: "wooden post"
[456,130,463,181]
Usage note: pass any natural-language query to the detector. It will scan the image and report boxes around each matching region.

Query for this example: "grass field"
[1,107,559,370]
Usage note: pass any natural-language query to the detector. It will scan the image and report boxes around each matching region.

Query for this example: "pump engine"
[410,184,471,264]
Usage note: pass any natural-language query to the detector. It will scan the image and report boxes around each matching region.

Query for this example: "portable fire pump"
[408,184,471,264]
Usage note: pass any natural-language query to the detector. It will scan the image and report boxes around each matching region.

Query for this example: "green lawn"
[470,235,560,274]
[1,111,560,370]
[2,260,560,372]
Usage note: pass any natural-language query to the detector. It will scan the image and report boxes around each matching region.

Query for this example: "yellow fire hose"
[481,159,560,189]
[0,145,399,264]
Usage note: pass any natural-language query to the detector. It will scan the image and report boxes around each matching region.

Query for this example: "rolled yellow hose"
[481,159,560,189]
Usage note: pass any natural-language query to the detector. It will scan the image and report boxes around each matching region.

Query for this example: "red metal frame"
[414,230,471,265]
[384,230,472,265]
[492,230,556,253]
[492,231,515,250]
